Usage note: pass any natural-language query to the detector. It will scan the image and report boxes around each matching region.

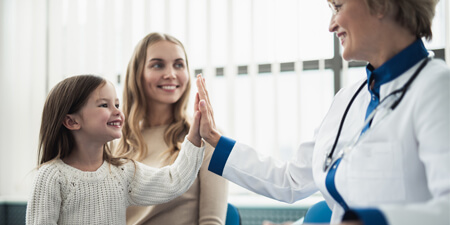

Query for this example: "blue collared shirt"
[362,39,429,133]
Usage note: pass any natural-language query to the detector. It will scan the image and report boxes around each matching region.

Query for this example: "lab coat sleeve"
[345,60,450,225]
[208,136,318,203]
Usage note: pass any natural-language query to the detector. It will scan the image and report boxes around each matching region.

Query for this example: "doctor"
[193,0,450,224]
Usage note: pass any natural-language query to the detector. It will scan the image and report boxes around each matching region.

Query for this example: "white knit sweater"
[26,138,204,225]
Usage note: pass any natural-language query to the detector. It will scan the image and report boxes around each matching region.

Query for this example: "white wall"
[0,0,47,198]
[0,0,448,200]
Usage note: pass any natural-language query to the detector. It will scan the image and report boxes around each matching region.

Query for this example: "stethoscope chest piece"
[323,154,332,172]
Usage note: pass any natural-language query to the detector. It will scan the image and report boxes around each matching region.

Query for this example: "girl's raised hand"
[187,98,202,147]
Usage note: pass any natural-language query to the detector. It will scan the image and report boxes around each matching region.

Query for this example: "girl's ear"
[63,115,81,130]
[376,10,386,19]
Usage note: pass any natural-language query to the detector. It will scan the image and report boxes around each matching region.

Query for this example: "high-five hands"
[187,103,202,147]
[195,74,221,147]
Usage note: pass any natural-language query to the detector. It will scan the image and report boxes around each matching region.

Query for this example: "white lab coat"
[219,58,450,224]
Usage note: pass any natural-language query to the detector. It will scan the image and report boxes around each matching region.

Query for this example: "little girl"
[26,75,204,224]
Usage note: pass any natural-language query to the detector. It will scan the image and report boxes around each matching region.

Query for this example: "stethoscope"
[322,55,432,172]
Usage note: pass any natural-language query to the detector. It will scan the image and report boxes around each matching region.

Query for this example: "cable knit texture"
[26,138,204,225]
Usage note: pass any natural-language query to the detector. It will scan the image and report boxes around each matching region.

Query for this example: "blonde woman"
[116,32,228,225]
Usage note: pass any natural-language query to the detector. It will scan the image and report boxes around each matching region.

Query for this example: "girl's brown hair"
[116,33,192,163]
[38,75,126,166]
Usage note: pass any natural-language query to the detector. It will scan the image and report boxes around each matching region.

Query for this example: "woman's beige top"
[126,125,229,225]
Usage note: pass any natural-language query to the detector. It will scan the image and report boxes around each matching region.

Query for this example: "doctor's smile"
[337,32,346,45]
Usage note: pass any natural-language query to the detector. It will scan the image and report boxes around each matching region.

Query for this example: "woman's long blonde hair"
[116,33,191,163]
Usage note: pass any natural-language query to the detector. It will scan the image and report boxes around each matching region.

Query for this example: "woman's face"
[328,0,382,62]
[142,40,189,107]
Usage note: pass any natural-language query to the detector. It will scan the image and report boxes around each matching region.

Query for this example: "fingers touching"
[194,92,200,112]
[187,110,202,147]
[195,74,216,128]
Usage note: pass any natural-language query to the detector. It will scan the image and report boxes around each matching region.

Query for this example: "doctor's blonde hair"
[327,0,438,40]
[364,0,438,40]
[116,32,192,163]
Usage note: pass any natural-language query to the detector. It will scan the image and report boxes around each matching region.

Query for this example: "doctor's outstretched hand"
[195,74,221,147]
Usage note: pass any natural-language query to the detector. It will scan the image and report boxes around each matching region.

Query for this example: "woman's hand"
[195,74,221,147]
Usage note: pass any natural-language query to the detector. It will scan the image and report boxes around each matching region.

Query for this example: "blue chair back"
[225,203,241,225]
[303,200,332,224]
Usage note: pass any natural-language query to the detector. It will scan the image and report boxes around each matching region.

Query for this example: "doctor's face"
[328,0,382,62]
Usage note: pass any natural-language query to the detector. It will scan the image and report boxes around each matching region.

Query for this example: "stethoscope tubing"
[323,56,431,172]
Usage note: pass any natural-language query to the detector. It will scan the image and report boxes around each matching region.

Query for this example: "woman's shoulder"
[413,58,449,89]
[423,58,450,78]
[328,78,367,110]
[336,78,367,97]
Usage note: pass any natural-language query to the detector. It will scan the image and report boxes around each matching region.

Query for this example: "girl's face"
[328,0,382,62]
[142,40,189,108]
[74,82,124,144]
